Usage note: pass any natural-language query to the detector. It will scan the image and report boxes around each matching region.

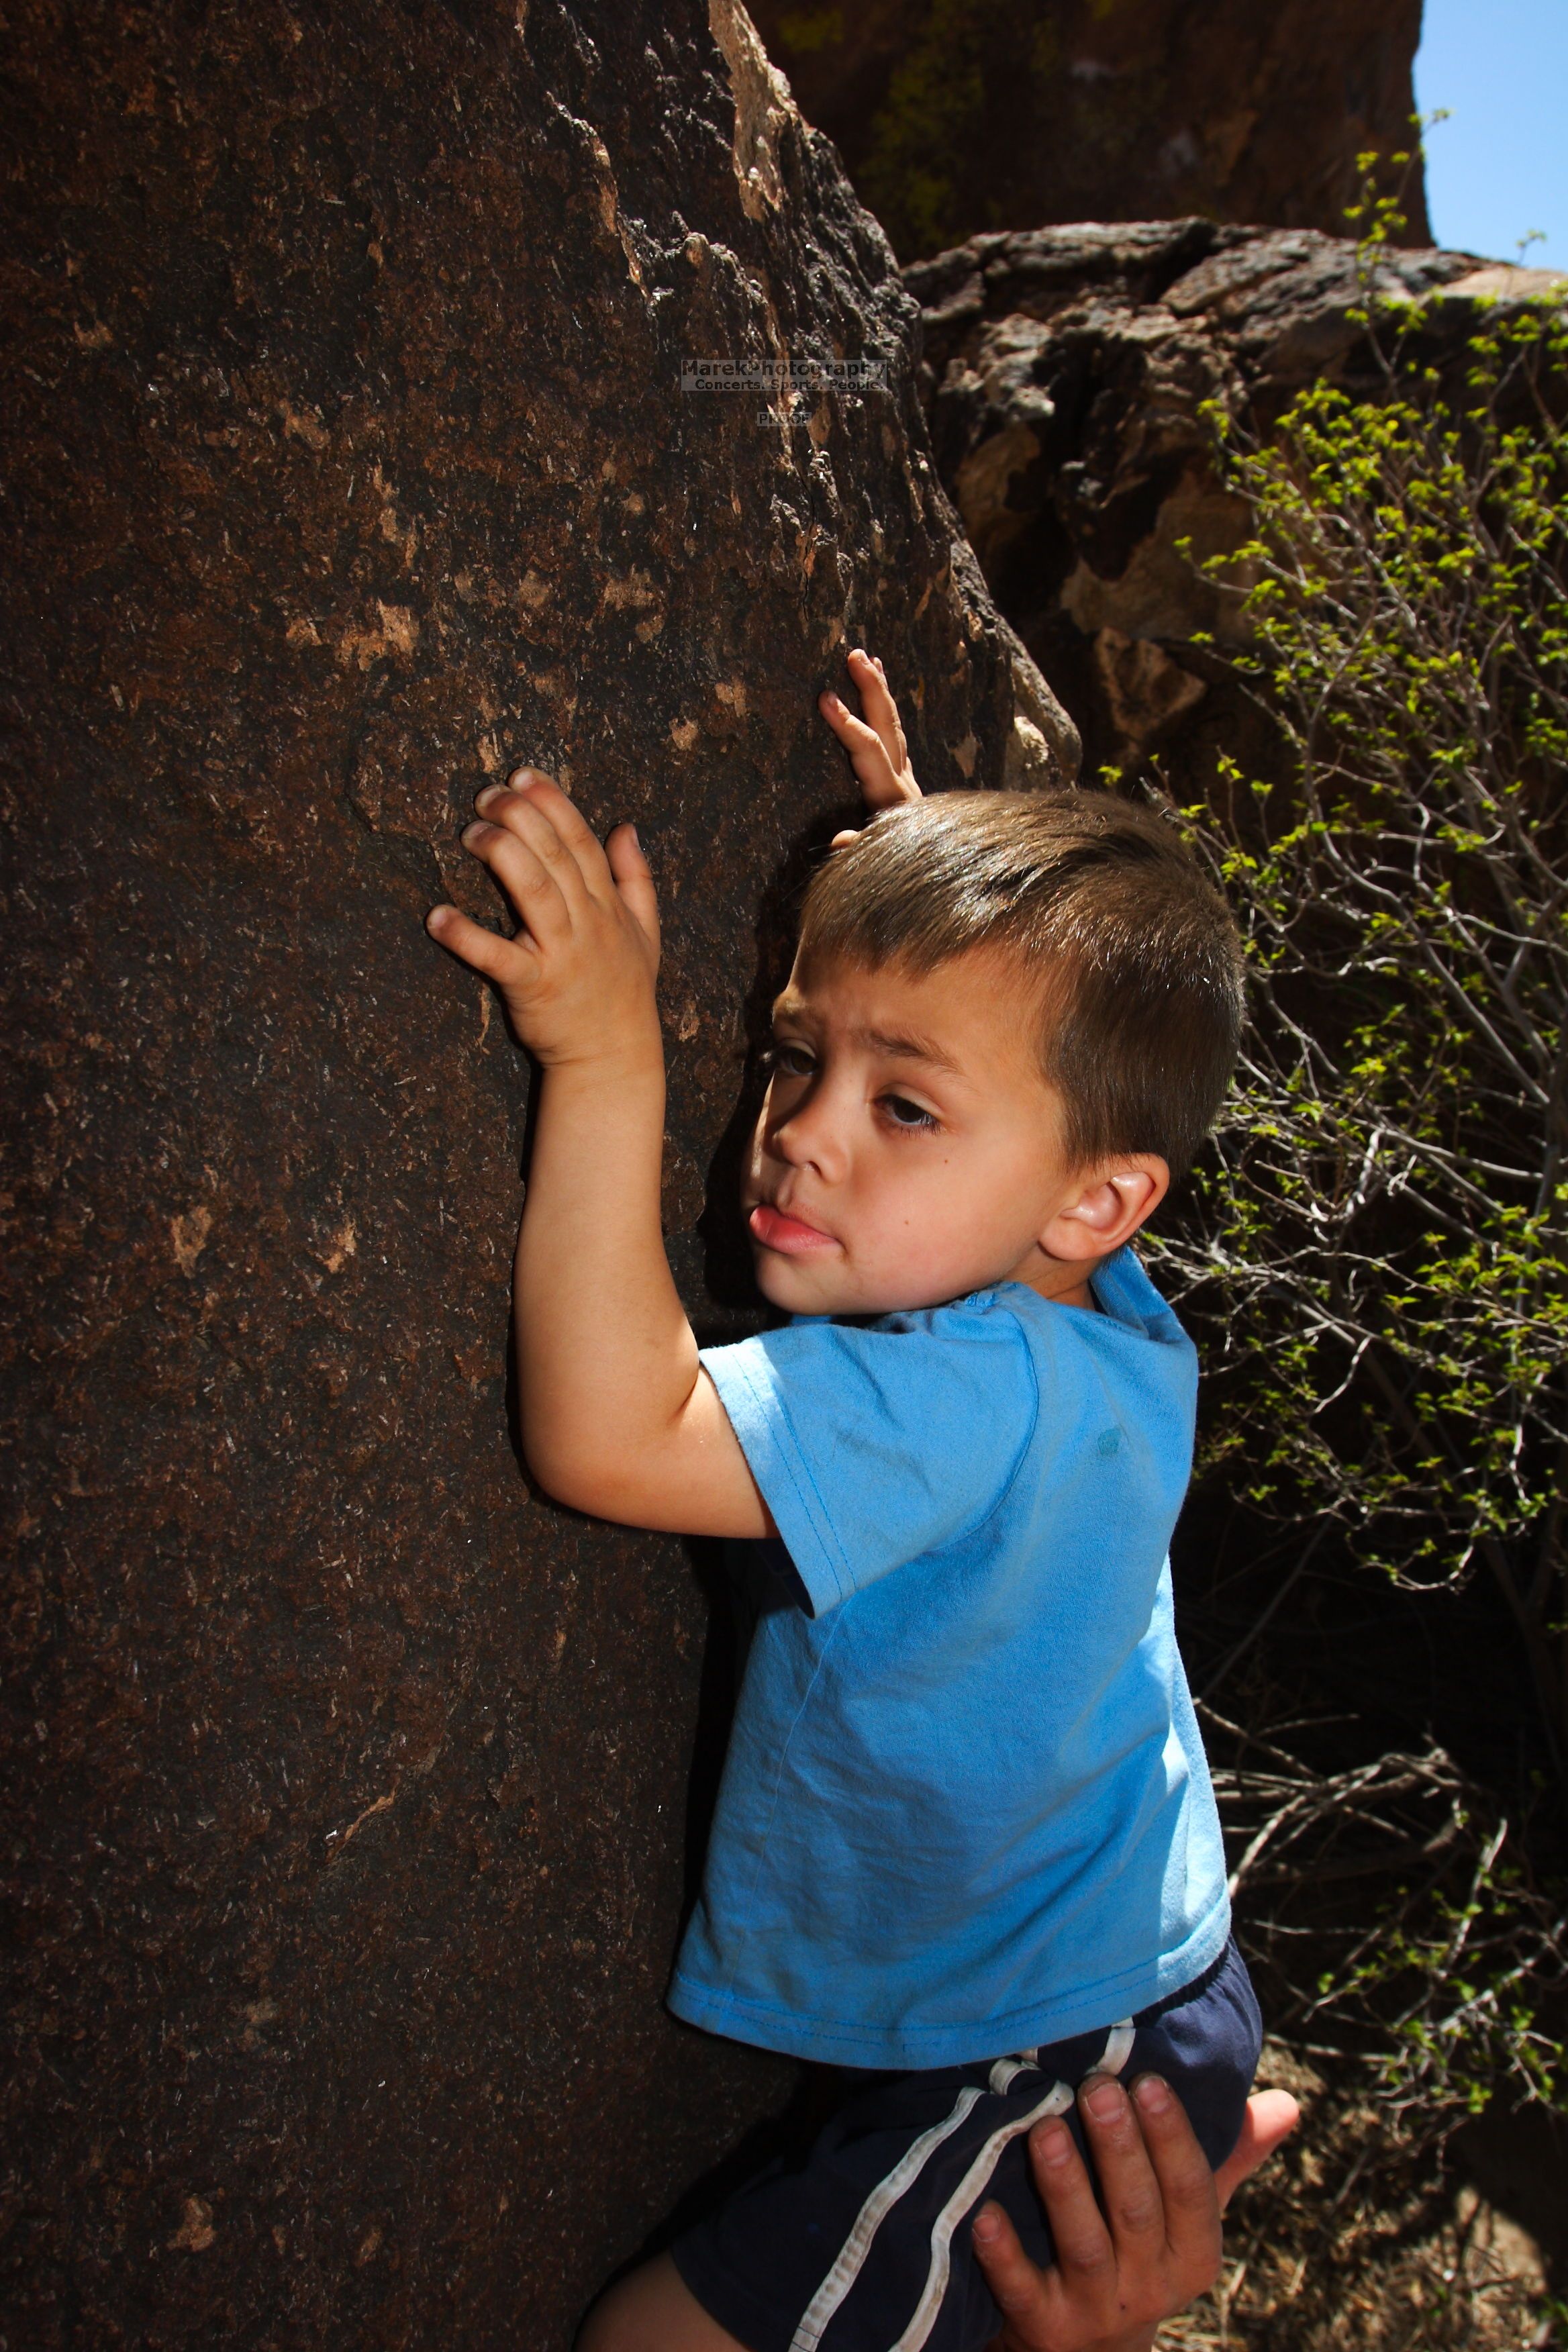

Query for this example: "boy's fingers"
[1022,2114,1119,2284]
[426,901,539,988]
[1214,2090,1300,2212]
[493,767,618,903]
[969,2200,1055,2322]
[501,767,585,834]
[818,693,902,806]
[1077,2075,1165,2250]
[605,823,660,966]
[477,775,605,908]
[460,819,572,945]
[818,691,890,763]
[846,645,901,732]
[846,648,914,788]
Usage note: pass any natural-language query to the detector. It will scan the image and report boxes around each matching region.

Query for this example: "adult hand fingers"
[1214,2090,1300,2212]
[605,823,660,969]
[1114,2075,1224,2299]
[459,814,572,946]
[426,901,540,989]
[1020,2114,1120,2288]
[970,2198,1056,2333]
[1077,2075,1166,2256]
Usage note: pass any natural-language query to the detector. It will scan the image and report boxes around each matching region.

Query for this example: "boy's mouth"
[748,1202,838,1255]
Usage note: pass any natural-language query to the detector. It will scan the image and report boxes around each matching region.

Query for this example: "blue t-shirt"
[669,1246,1230,2070]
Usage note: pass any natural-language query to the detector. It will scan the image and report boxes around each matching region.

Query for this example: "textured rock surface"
[908,221,1567,771]
[0,4,1071,2343]
[750,0,1430,263]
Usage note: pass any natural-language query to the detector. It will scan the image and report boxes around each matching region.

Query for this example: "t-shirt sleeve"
[698,1302,1038,1616]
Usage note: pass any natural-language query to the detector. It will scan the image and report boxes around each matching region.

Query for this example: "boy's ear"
[1040,1157,1170,1262]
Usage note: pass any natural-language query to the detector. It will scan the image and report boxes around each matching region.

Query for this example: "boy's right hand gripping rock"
[820,646,923,844]
[426,768,661,1073]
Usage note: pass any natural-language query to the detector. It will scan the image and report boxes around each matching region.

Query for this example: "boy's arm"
[425,650,912,1538]
[426,770,771,1538]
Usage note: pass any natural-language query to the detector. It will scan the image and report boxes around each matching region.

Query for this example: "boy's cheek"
[742,1108,775,1195]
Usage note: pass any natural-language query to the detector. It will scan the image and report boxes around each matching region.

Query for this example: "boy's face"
[743,946,1162,1318]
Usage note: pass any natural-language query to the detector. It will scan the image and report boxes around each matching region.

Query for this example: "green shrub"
[1146,193,1568,2120]
[1166,292,1568,1760]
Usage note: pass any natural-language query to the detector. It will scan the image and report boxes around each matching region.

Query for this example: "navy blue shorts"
[672,1939,1261,2352]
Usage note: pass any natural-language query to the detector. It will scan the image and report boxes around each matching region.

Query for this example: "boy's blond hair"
[799,791,1244,1176]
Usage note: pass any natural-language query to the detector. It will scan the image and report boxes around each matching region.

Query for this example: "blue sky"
[1415,0,1568,268]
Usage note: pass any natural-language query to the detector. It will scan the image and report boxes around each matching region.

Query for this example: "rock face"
[908,222,1565,772]
[749,0,1430,263]
[0,5,1071,2343]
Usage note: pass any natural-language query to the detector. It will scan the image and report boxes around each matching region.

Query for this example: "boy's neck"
[1001,1241,1116,1313]
[1013,1268,1098,1312]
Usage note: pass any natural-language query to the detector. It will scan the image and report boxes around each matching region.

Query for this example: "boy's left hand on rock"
[820,647,922,844]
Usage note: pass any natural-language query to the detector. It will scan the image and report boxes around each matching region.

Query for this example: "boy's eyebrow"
[852,1024,963,1075]
[770,995,965,1078]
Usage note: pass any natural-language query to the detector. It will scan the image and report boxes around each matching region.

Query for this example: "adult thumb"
[1216,2090,1300,2211]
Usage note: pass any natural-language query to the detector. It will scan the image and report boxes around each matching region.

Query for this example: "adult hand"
[973,2077,1300,2352]
[820,648,922,842]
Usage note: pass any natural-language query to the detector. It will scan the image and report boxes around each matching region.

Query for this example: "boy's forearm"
[513,1036,701,1510]
[428,775,761,1530]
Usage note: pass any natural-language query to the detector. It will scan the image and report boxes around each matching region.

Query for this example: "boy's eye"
[883,1093,938,1130]
[770,1042,816,1078]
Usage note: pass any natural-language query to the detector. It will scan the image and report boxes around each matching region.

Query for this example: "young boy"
[426,653,1261,2351]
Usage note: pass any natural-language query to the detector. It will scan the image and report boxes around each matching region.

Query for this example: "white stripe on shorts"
[889,2077,1075,2352]
[789,2016,1138,2352]
[893,2022,1135,2352]
[987,2049,1038,2094]
[1100,2018,1136,2077]
[787,2085,986,2352]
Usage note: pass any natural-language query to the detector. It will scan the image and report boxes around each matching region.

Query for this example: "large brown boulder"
[749,0,1431,263]
[908,221,1565,773]
[0,4,1072,2343]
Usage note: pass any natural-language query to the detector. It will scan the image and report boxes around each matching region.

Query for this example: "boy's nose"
[769,1089,850,1183]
